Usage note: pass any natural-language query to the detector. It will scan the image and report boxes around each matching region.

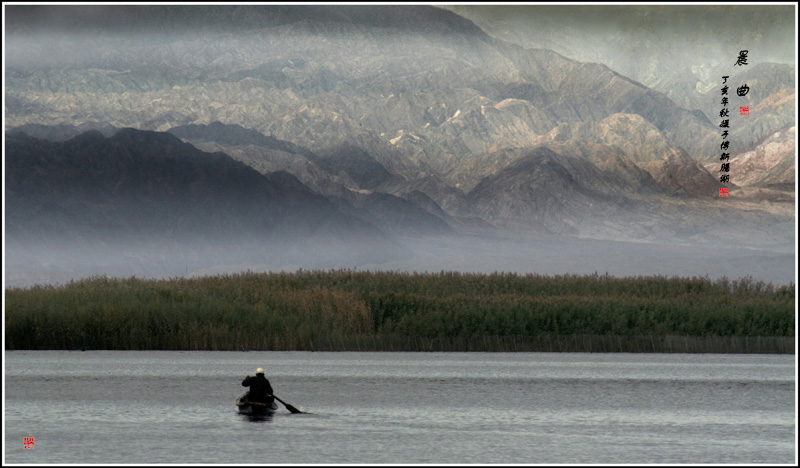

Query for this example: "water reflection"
[239,412,275,423]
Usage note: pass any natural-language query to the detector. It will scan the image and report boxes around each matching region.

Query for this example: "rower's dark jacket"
[242,374,273,403]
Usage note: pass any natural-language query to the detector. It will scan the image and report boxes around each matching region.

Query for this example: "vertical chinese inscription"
[719,50,750,196]
[720,75,731,186]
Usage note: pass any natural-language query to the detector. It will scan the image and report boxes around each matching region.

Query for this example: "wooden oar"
[272,394,302,414]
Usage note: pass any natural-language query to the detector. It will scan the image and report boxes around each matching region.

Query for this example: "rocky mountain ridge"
[7,6,727,169]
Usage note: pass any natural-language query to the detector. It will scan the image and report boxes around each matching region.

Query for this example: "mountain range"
[4,5,796,286]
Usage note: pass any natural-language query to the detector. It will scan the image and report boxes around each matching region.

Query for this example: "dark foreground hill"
[5,129,409,275]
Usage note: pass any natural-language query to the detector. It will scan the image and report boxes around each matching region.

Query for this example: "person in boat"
[242,368,274,405]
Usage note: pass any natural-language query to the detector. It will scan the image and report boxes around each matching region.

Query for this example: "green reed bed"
[4,271,795,352]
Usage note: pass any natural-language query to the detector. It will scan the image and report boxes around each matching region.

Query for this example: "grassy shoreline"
[5,270,795,353]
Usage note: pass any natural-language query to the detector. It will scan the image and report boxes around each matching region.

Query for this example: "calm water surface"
[4,351,796,464]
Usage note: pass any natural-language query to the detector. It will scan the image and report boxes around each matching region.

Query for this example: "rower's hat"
[256,368,264,374]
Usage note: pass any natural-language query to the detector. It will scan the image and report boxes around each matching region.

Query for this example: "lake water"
[3,351,796,464]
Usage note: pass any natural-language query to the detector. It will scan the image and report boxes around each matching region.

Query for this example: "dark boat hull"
[236,393,277,415]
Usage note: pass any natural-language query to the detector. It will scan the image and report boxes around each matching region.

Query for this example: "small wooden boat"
[236,392,278,415]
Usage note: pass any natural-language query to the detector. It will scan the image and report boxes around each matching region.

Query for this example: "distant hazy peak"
[5,4,488,38]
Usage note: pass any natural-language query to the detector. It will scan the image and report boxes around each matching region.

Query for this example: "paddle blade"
[284,403,302,414]
[273,395,303,414]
